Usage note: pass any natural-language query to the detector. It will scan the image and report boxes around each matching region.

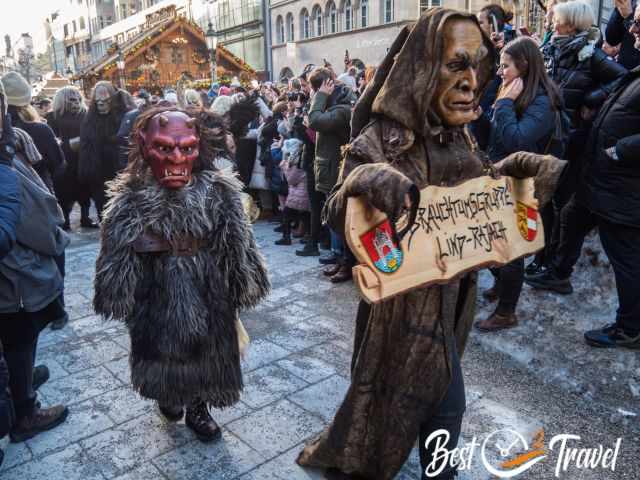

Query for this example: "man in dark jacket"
[529,6,640,349]
[296,68,356,278]
[605,0,640,70]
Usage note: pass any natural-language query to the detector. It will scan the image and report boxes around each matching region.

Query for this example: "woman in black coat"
[534,0,627,274]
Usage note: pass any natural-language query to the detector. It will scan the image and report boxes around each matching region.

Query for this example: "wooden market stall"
[77,6,256,96]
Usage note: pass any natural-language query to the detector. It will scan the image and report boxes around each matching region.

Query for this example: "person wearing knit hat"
[218,85,232,96]
[1,72,32,107]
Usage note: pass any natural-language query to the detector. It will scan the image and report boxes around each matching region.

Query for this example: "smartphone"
[490,14,499,35]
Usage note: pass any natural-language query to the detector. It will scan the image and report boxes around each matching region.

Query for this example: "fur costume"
[79,82,133,217]
[93,108,269,408]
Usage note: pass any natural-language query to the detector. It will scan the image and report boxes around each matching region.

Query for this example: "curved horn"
[185,118,196,129]
[158,114,169,126]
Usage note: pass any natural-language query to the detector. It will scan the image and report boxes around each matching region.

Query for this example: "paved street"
[0,213,638,480]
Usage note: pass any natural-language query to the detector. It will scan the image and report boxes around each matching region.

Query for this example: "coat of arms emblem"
[360,220,403,273]
[517,201,538,241]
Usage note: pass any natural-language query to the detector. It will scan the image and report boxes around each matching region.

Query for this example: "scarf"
[13,127,42,166]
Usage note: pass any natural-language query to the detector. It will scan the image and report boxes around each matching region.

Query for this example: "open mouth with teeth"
[160,168,190,185]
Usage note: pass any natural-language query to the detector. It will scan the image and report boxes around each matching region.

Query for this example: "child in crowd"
[275,138,309,245]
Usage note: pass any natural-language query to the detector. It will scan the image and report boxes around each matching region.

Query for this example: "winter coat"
[282,139,309,212]
[0,156,68,313]
[308,85,356,194]
[469,75,501,150]
[298,10,566,479]
[9,107,65,193]
[487,89,556,161]
[541,30,628,126]
[579,67,640,227]
[268,145,287,195]
[605,3,640,71]
[94,168,269,407]
[0,163,20,259]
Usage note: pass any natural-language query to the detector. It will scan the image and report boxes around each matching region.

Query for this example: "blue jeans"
[330,230,344,256]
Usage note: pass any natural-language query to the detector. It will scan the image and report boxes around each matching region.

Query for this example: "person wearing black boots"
[94,108,270,442]
[275,138,309,246]
[47,86,99,230]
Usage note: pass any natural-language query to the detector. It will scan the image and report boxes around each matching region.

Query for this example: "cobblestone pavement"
[0,214,638,480]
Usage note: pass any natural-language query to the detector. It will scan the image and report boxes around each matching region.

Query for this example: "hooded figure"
[46,86,98,230]
[93,107,269,442]
[79,81,132,219]
[297,8,566,479]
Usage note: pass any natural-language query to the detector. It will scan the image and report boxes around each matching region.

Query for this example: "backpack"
[544,109,571,158]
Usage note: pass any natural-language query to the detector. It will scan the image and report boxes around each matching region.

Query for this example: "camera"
[288,92,307,103]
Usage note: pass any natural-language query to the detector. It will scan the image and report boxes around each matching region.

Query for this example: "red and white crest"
[517,201,538,242]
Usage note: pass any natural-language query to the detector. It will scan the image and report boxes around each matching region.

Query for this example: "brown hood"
[353,8,496,140]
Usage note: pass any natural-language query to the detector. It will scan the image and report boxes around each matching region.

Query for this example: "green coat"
[308,87,356,194]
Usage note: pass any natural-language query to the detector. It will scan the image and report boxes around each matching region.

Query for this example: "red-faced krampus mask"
[139,111,199,189]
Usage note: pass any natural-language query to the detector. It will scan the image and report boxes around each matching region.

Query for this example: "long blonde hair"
[15,104,41,123]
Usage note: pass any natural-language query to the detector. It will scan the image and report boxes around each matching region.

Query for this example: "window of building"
[420,0,440,10]
[312,5,323,37]
[328,1,338,33]
[384,0,393,23]
[73,20,77,33]
[276,16,285,44]
[107,16,112,25]
[361,0,368,28]
[79,17,86,30]
[345,0,352,31]
[301,9,310,39]
[64,24,69,37]
[286,13,294,41]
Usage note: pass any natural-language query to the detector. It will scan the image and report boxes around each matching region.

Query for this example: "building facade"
[269,1,444,81]
[198,0,268,75]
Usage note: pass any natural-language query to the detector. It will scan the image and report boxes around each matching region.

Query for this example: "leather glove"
[342,163,420,241]
[494,151,567,207]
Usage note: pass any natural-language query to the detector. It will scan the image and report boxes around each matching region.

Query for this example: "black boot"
[32,365,50,391]
[296,242,320,257]
[158,402,184,421]
[275,235,292,246]
[80,204,99,228]
[524,268,573,294]
[185,401,221,442]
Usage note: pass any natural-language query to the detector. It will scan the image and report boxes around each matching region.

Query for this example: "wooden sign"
[344,176,544,304]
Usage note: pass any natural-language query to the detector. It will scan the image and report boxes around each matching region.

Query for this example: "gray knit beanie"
[1,71,32,107]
